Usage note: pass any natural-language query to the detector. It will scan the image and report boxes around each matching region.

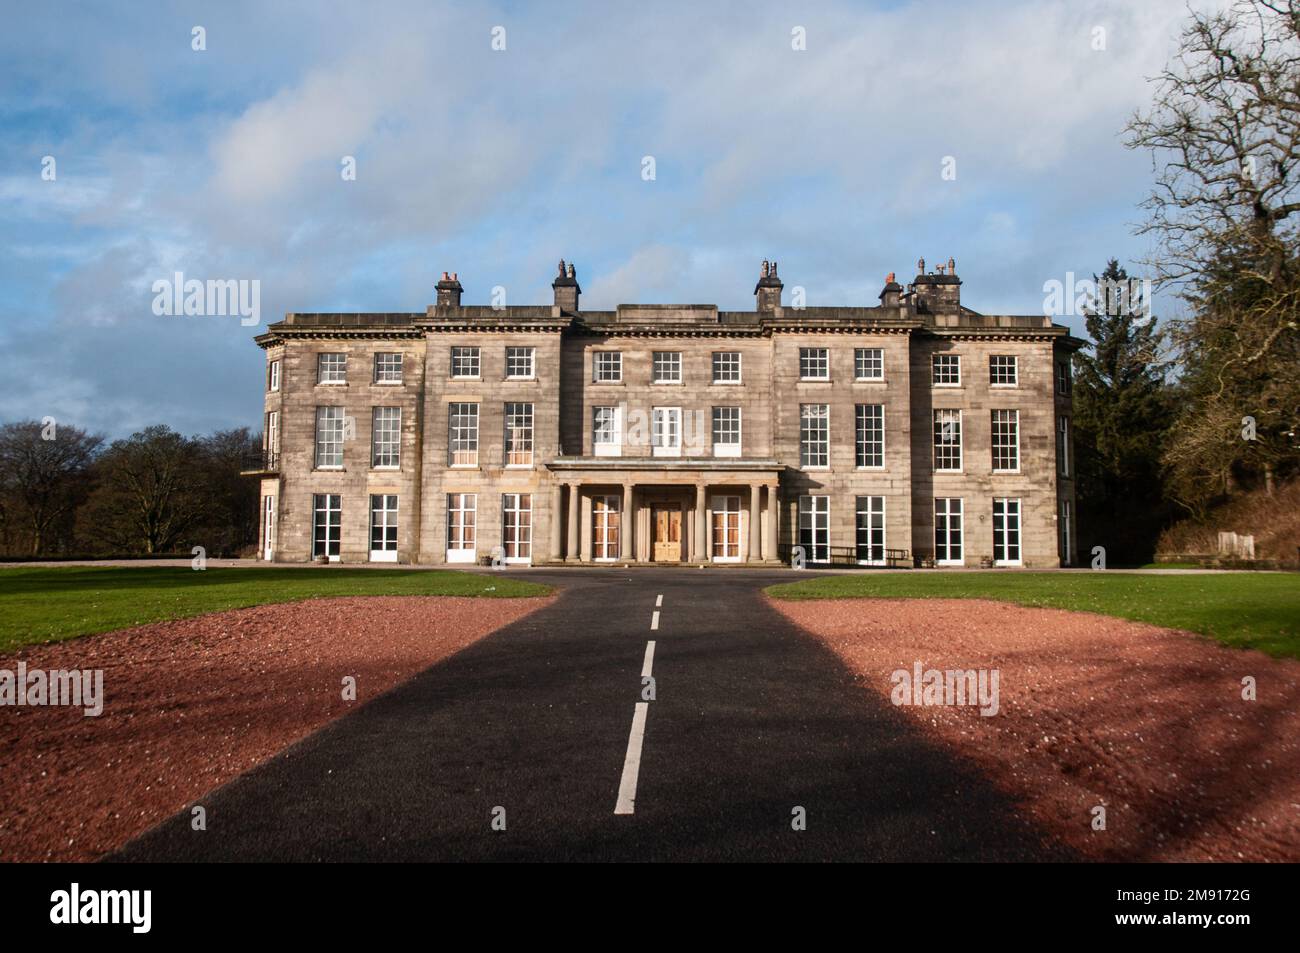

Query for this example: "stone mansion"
[246,259,1081,567]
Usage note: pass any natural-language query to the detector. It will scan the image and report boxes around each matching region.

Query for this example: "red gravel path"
[770,597,1300,862]
[0,595,551,862]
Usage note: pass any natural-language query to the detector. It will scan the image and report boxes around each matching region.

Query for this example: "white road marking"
[650,610,660,630]
[655,593,663,607]
[641,640,656,677]
[614,702,650,815]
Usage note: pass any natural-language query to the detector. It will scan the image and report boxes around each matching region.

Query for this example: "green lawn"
[0,566,551,652]
[767,571,1300,659]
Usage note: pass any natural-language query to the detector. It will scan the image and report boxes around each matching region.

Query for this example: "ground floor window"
[312,493,341,561]
[798,495,830,563]
[447,493,476,562]
[1060,499,1072,566]
[370,494,398,562]
[712,494,742,561]
[502,493,532,563]
[856,496,885,565]
[992,498,1021,565]
[262,495,276,560]
[934,497,963,565]
[593,495,621,560]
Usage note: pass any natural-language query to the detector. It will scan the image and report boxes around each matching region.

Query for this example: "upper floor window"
[800,404,829,468]
[800,347,830,381]
[593,406,622,456]
[374,353,403,384]
[594,351,622,383]
[855,404,884,468]
[318,353,347,384]
[932,354,960,386]
[451,346,480,379]
[315,406,346,468]
[264,410,279,453]
[854,348,884,381]
[1056,360,1073,396]
[504,402,534,466]
[712,351,742,383]
[506,346,536,380]
[712,406,741,457]
[268,360,281,392]
[991,409,1020,472]
[989,355,1018,386]
[933,409,962,471]
[652,407,681,456]
[449,402,479,466]
[372,407,401,468]
[653,351,682,384]
[1057,415,1071,476]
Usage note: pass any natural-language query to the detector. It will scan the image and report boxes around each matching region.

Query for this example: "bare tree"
[0,420,102,555]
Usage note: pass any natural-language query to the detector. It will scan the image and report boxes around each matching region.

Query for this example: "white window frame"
[262,494,276,561]
[856,496,886,566]
[506,346,536,380]
[369,494,398,562]
[799,347,830,381]
[989,355,1018,387]
[652,351,683,384]
[991,409,1020,473]
[315,406,345,469]
[652,406,681,457]
[265,410,279,455]
[268,360,281,392]
[854,347,884,381]
[448,402,479,467]
[855,403,884,469]
[312,493,341,562]
[932,353,961,387]
[594,351,623,383]
[712,351,742,384]
[934,497,963,566]
[446,493,477,563]
[593,495,622,561]
[933,409,962,472]
[451,346,481,380]
[993,497,1022,566]
[317,352,347,385]
[593,405,622,456]
[504,402,534,467]
[712,406,741,457]
[501,493,532,565]
[1060,499,1072,566]
[374,352,403,384]
[1057,415,1071,477]
[371,406,401,469]
[798,495,830,563]
[711,494,743,563]
[1057,361,1072,396]
[800,404,830,469]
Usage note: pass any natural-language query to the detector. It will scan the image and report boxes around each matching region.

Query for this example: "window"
[800,347,830,381]
[369,494,398,562]
[504,402,534,466]
[451,346,480,379]
[1057,416,1071,477]
[1056,361,1072,396]
[991,409,1020,472]
[446,493,477,562]
[374,352,403,383]
[989,355,1018,386]
[993,498,1022,565]
[502,493,532,563]
[371,407,401,468]
[800,404,830,468]
[712,406,741,457]
[506,346,535,380]
[594,351,622,382]
[855,404,884,468]
[653,351,682,383]
[934,497,963,565]
[318,352,347,384]
[854,347,884,381]
[312,494,341,561]
[1060,499,1072,566]
[268,360,281,392]
[712,351,742,383]
[262,494,275,560]
[652,407,681,456]
[933,409,962,471]
[593,495,622,561]
[856,496,886,565]
[712,495,743,561]
[593,406,622,456]
[264,410,279,455]
[448,402,479,466]
[315,406,346,468]
[798,495,830,563]
[932,353,961,386]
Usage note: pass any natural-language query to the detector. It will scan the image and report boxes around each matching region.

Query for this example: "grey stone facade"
[248,259,1082,567]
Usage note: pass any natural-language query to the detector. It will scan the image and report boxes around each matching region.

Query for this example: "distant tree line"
[0,421,259,558]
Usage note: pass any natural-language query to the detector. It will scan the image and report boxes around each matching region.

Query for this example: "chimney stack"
[910,255,961,315]
[878,271,903,308]
[435,271,464,309]
[552,259,581,313]
[754,259,783,312]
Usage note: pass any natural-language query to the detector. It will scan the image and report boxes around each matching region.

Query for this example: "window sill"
[798,378,832,384]
[932,383,962,388]
[800,466,831,472]
[853,378,885,384]
[316,382,348,387]
[314,466,345,472]
[990,383,1019,389]
[450,376,481,382]
[591,380,625,386]
[651,380,683,386]
[855,466,886,472]
[373,380,404,386]
[371,466,401,472]
[934,469,964,475]
[711,380,743,386]
[992,469,1022,475]
[504,377,537,382]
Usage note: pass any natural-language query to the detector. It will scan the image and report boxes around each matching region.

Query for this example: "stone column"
[550,484,563,562]
[749,484,762,562]
[566,483,579,562]
[695,483,707,563]
[621,483,633,561]
[766,483,779,562]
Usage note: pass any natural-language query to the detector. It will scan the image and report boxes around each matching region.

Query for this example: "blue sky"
[1,0,1213,438]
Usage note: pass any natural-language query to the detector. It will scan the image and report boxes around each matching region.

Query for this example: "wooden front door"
[652,504,682,562]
